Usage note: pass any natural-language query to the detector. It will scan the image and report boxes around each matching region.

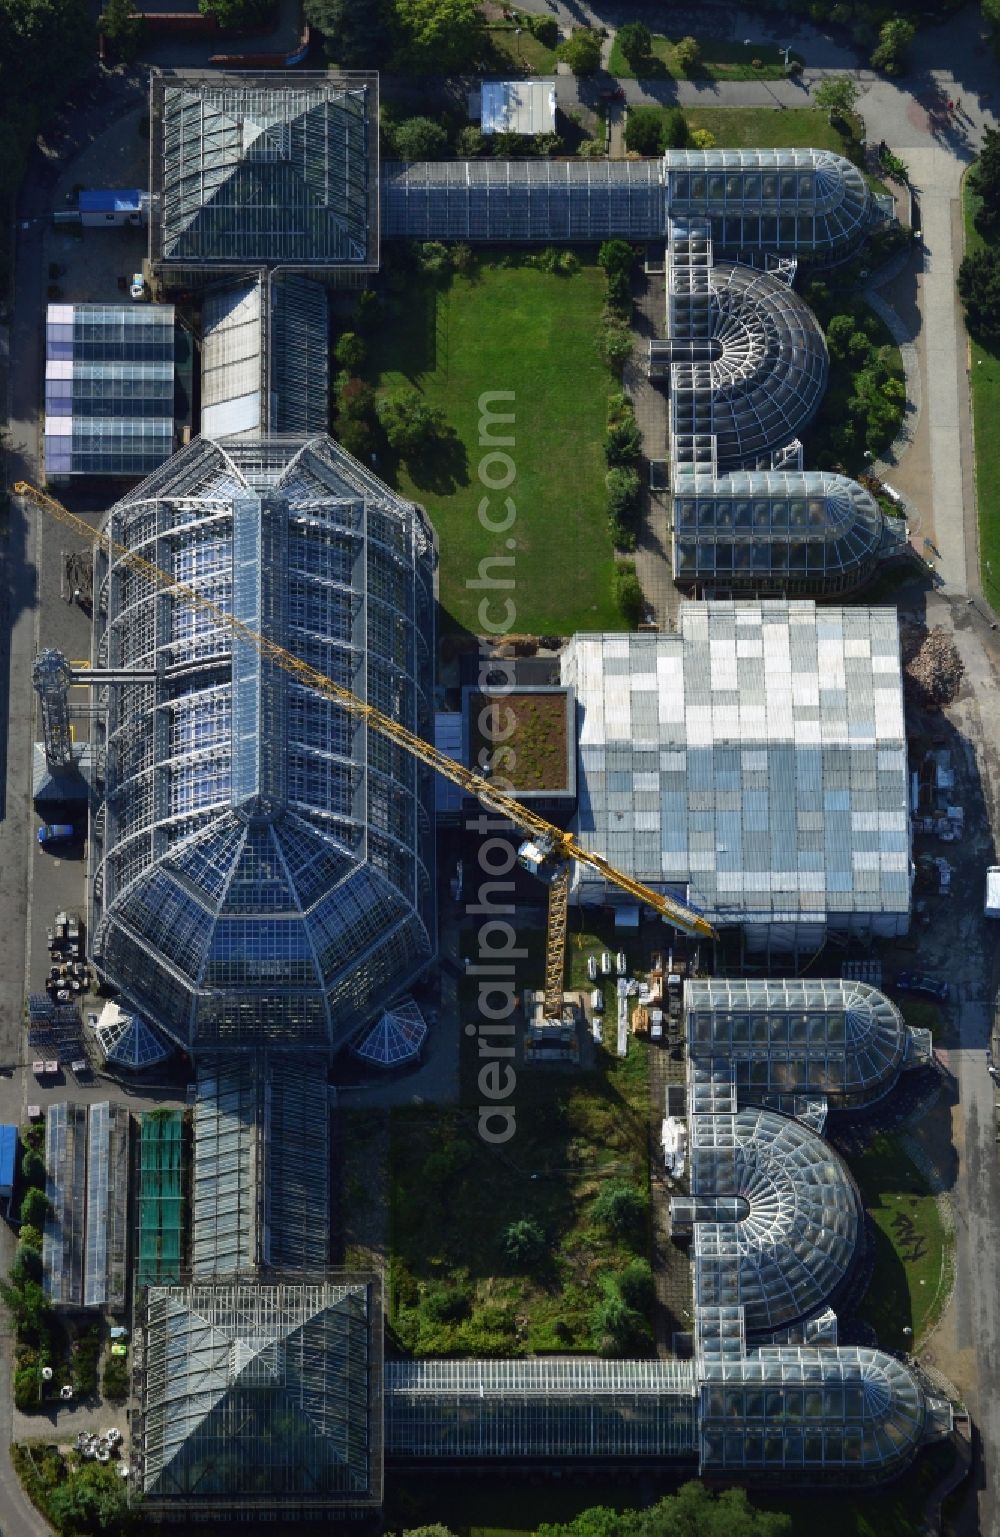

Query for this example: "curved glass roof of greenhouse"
[664,148,873,258]
[685,977,913,1106]
[689,1106,861,1337]
[699,264,828,469]
[90,434,437,1053]
[672,470,894,588]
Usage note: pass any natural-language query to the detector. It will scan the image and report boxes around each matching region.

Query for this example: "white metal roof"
[480,79,556,136]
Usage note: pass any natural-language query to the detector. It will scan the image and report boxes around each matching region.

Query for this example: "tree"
[606,467,640,521]
[814,74,860,123]
[304,0,391,67]
[870,17,915,75]
[673,34,701,73]
[46,1462,127,1534]
[503,1218,546,1265]
[99,0,143,58]
[616,1256,654,1310]
[334,332,367,371]
[624,106,664,156]
[616,21,651,68]
[198,0,272,26]
[538,1481,792,1537]
[336,376,376,422]
[19,1187,49,1229]
[17,1224,42,1252]
[970,128,1000,236]
[825,312,857,361]
[376,386,446,454]
[393,115,449,160]
[558,26,602,75]
[600,321,634,371]
[591,1179,646,1234]
[457,125,485,156]
[21,1148,45,1187]
[0,1275,51,1337]
[958,246,1000,348]
[390,0,481,73]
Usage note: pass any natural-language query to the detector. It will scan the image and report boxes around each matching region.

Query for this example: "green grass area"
[682,106,863,159]
[962,168,1000,612]
[852,1133,952,1353]
[481,24,558,75]
[368,257,619,637]
[609,34,795,81]
[388,925,651,1356]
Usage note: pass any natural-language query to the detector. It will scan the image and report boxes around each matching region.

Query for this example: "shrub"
[558,26,602,75]
[617,1257,654,1310]
[422,1284,469,1323]
[420,240,452,275]
[591,1292,649,1354]
[624,106,664,156]
[19,1188,49,1229]
[14,1367,40,1412]
[102,1353,130,1401]
[598,239,636,279]
[12,1243,42,1282]
[606,416,643,465]
[456,125,485,157]
[335,418,376,461]
[673,35,701,73]
[535,132,564,158]
[600,321,634,372]
[503,1218,546,1266]
[870,17,915,74]
[971,128,1000,237]
[393,116,449,160]
[18,1224,42,1252]
[528,12,558,47]
[606,466,641,520]
[617,20,651,67]
[337,376,376,421]
[334,331,367,371]
[557,249,579,274]
[606,268,631,312]
[592,1178,647,1234]
[72,1326,100,1398]
[21,1148,45,1187]
[689,127,716,149]
[613,562,644,624]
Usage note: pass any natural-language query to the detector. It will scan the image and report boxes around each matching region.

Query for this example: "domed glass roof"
[690,1106,861,1336]
[705,265,828,469]
[673,470,893,589]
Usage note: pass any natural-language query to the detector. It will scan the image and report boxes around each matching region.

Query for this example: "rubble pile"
[900,625,964,710]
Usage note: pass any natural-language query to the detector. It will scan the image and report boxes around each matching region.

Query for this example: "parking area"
[41,103,148,306]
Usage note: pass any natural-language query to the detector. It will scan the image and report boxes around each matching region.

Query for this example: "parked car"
[587,955,599,983]
[37,823,74,847]
[130,271,146,300]
[895,971,949,1002]
[590,988,604,1014]
[600,87,625,100]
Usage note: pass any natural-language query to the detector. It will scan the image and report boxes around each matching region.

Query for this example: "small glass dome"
[673,470,893,594]
[691,1106,861,1336]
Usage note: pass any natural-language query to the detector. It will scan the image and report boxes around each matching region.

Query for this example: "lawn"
[367,258,620,637]
[481,24,558,75]
[387,923,652,1356]
[682,106,863,160]
[609,35,796,81]
[962,169,1000,613]
[852,1132,952,1353]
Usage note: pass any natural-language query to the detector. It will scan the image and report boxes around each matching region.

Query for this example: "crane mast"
[16,479,716,1024]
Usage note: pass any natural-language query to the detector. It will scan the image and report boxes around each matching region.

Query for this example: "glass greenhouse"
[201,274,329,439]
[94,1000,171,1071]
[150,72,379,272]
[381,148,875,260]
[672,470,898,595]
[138,1278,383,1516]
[385,1360,699,1460]
[683,1106,860,1337]
[685,977,923,1107]
[44,303,176,477]
[90,434,437,1052]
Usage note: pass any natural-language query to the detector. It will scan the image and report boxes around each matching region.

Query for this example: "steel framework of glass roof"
[353,997,427,1069]
[137,1277,383,1517]
[151,72,379,272]
[94,1000,171,1071]
[43,1101,128,1309]
[44,303,176,478]
[685,976,927,1108]
[89,434,437,1052]
[672,470,900,595]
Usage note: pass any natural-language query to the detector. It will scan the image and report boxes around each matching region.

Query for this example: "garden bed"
[468,688,570,792]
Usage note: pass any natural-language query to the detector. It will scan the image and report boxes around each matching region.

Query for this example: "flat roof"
[480,79,556,136]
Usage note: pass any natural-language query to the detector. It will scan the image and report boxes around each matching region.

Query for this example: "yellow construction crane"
[16,480,716,1021]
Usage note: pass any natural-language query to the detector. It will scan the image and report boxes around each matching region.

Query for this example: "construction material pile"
[900,625,964,710]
